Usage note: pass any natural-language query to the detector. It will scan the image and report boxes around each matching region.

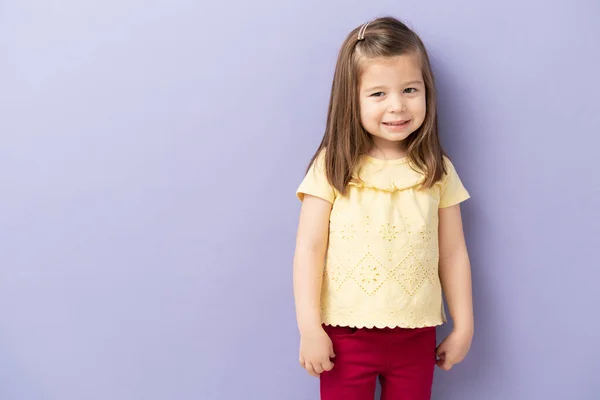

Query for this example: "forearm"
[439,251,474,333]
[293,247,326,334]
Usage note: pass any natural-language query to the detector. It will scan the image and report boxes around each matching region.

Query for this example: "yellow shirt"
[296,152,470,329]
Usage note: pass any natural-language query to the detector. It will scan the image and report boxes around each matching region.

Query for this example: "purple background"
[1,0,599,399]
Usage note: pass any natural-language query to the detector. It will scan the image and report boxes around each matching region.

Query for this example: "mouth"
[382,119,411,128]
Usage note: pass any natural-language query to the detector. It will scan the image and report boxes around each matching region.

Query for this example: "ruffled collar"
[348,156,426,192]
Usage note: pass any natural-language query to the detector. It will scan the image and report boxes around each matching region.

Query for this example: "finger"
[313,362,325,374]
[300,358,312,372]
[329,345,336,358]
[306,362,320,377]
[437,359,452,371]
[299,356,305,366]
[436,345,445,357]
[321,360,335,372]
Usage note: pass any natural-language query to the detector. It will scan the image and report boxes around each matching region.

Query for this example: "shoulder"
[442,155,456,172]
[305,148,329,177]
[313,148,327,166]
[440,155,463,182]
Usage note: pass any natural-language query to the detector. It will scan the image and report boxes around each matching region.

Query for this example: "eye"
[404,88,418,94]
[370,92,385,97]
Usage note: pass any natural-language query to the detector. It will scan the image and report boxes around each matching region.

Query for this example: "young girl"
[293,17,474,399]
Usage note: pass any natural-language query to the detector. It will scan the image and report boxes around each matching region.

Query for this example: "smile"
[382,120,411,127]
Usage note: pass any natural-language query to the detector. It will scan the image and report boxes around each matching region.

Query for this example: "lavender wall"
[1,0,599,399]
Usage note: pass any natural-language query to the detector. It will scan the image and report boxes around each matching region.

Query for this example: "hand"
[436,328,473,371]
[299,326,335,377]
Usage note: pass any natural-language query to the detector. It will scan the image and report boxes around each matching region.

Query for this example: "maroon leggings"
[320,324,436,400]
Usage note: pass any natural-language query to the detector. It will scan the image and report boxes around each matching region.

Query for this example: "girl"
[293,17,474,400]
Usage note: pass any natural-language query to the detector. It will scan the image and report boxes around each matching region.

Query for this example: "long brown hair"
[307,16,447,195]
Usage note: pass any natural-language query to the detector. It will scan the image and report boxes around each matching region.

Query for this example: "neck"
[368,139,408,160]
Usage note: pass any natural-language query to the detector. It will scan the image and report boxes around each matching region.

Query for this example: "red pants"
[320,324,436,400]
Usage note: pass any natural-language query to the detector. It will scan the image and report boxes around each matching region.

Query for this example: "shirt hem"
[322,316,446,329]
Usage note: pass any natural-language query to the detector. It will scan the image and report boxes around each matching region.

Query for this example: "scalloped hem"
[322,318,446,330]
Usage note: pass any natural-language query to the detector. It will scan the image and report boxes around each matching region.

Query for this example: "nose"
[387,93,406,113]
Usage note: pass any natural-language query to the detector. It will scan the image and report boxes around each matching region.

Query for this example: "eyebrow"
[363,80,424,92]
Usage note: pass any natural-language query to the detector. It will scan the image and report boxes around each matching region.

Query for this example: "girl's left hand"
[435,329,473,371]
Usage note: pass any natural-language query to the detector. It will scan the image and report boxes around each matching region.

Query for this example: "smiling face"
[358,53,427,152]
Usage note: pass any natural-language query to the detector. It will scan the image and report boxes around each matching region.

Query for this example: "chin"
[375,132,413,142]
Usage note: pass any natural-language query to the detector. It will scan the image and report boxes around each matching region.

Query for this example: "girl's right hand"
[298,327,335,377]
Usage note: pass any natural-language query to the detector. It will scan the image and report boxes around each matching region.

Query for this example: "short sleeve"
[296,152,336,203]
[439,158,470,208]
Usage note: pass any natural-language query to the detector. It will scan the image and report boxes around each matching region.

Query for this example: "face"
[358,53,426,148]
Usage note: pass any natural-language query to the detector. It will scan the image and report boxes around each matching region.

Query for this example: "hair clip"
[358,21,371,41]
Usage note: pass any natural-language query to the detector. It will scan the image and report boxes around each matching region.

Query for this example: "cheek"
[410,96,427,116]
[360,103,378,122]
[358,101,367,122]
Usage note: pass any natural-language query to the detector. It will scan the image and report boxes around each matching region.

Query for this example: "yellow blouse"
[296,152,470,328]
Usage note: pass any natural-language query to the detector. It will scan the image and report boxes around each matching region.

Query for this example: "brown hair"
[307,16,447,194]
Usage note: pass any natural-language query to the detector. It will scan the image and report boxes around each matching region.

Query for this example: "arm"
[293,194,336,377]
[293,194,332,334]
[438,203,473,333]
[436,203,474,370]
